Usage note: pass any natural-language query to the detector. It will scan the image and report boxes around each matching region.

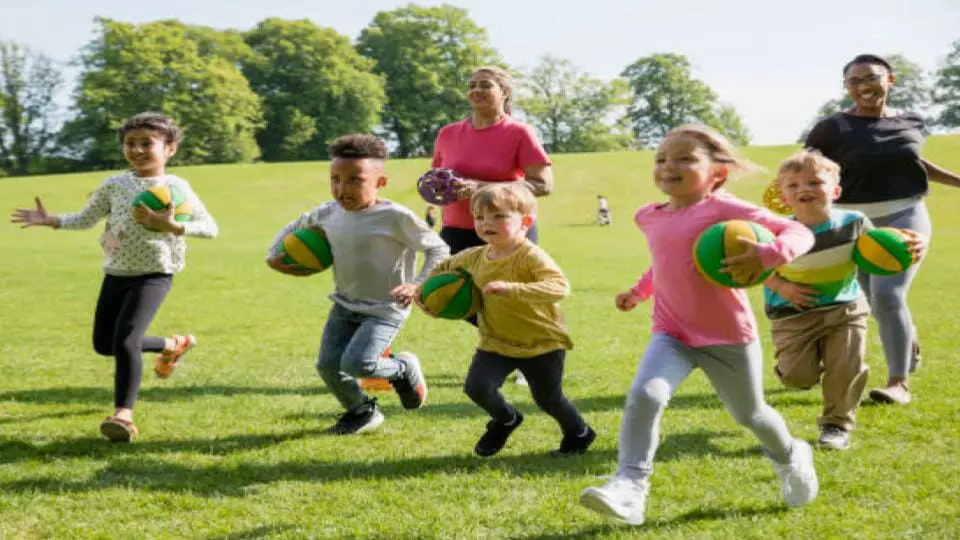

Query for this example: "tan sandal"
[100,416,139,442]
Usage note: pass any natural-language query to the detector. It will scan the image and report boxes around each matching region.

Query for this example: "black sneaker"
[391,352,427,409]
[474,411,524,457]
[551,426,597,457]
[325,401,384,435]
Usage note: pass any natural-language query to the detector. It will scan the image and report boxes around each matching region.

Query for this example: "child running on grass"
[266,134,449,434]
[10,112,217,442]
[417,183,595,457]
[762,149,927,450]
[579,124,819,525]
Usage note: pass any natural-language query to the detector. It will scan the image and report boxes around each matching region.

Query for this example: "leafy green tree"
[61,18,263,168]
[709,103,751,146]
[621,53,747,146]
[357,4,500,157]
[243,18,385,162]
[933,40,960,129]
[0,41,64,176]
[516,55,633,153]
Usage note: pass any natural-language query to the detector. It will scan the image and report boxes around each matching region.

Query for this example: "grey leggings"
[858,202,932,379]
[616,334,795,481]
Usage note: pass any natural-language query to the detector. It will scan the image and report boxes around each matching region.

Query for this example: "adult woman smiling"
[431,66,553,255]
[805,54,960,405]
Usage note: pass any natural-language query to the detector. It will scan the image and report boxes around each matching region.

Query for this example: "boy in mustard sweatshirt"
[417,183,595,457]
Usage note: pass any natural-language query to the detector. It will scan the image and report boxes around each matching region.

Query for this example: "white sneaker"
[773,440,819,507]
[515,372,529,386]
[579,476,648,525]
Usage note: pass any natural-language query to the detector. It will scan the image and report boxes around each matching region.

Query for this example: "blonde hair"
[763,149,841,215]
[662,124,760,174]
[777,149,841,185]
[471,66,513,115]
[470,183,536,216]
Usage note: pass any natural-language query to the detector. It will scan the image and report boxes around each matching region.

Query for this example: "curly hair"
[117,112,183,145]
[328,134,388,160]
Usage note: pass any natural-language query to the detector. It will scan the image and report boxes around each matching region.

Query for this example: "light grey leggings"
[858,202,932,379]
[616,333,795,481]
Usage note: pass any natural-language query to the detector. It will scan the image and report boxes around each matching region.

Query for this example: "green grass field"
[2,138,959,539]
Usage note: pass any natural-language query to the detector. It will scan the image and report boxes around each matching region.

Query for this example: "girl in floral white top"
[11,112,217,442]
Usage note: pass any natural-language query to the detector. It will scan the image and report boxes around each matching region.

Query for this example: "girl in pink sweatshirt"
[580,125,819,526]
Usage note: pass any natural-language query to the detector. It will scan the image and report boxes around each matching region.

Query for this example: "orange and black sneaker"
[154,334,196,379]
[358,348,394,392]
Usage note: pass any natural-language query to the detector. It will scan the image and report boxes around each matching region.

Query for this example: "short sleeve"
[516,124,551,168]
[804,116,838,159]
[431,128,445,168]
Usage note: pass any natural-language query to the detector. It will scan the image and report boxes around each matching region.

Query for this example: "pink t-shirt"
[631,192,815,347]
[432,116,551,229]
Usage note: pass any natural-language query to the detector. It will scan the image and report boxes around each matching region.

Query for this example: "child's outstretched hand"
[412,284,437,317]
[482,280,510,296]
[901,229,929,262]
[390,283,418,307]
[11,197,58,228]
[615,289,643,312]
[721,237,766,285]
[132,202,180,234]
[266,253,314,277]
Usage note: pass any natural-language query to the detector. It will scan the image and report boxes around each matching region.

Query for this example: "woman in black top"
[806,54,960,405]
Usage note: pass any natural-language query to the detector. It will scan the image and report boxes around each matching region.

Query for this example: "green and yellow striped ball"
[282,228,333,274]
[693,220,775,288]
[420,269,482,320]
[853,228,914,276]
[130,185,193,231]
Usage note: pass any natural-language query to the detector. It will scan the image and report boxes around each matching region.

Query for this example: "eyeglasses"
[845,73,886,86]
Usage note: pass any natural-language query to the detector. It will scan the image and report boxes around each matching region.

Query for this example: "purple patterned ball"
[417,168,462,205]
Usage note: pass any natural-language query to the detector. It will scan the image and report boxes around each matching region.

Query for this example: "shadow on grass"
[0,409,101,425]
[0,429,762,497]
[516,503,788,539]
[0,384,327,405]
[206,525,297,540]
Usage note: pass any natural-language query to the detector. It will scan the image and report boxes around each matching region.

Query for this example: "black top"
[804,112,928,204]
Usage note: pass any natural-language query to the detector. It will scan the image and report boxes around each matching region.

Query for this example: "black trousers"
[92,273,172,408]
[463,349,587,436]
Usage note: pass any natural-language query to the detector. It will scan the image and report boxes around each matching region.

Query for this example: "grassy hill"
[1,136,958,538]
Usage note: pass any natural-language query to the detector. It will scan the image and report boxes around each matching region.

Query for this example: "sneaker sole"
[355,410,385,434]
[579,489,645,525]
[868,388,910,405]
[154,335,197,379]
[396,352,427,409]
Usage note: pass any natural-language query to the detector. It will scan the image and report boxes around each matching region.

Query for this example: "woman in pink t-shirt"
[431,66,554,255]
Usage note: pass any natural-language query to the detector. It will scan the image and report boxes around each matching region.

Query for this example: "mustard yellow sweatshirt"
[430,241,573,358]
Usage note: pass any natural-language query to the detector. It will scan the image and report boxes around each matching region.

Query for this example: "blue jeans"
[317,303,403,412]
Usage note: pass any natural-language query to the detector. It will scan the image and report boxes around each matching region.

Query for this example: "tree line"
[1,4,959,177]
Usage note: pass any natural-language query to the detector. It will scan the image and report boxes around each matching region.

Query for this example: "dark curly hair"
[843,54,893,76]
[328,134,388,160]
[117,112,183,145]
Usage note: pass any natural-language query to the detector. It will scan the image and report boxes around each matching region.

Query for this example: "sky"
[1,0,958,145]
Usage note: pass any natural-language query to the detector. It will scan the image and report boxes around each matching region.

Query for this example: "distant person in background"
[597,194,612,226]
[424,205,437,229]
[431,65,554,386]
[804,53,960,405]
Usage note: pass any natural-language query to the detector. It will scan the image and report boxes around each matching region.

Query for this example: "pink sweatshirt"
[432,116,551,229]
[631,192,814,347]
